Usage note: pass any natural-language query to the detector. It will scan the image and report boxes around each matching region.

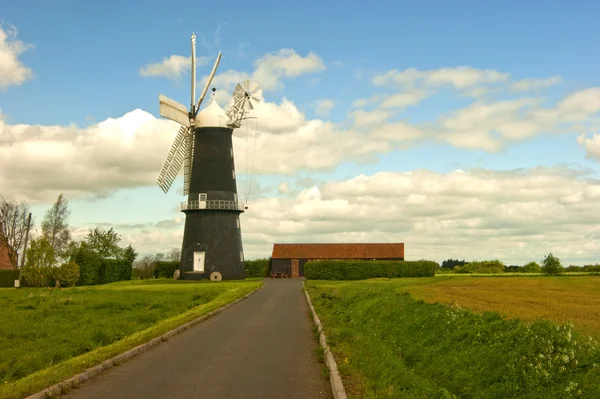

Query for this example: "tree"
[41,193,72,262]
[522,261,541,273]
[133,254,156,279]
[22,237,56,288]
[122,244,138,265]
[541,253,564,276]
[0,200,34,267]
[167,248,181,262]
[441,259,467,269]
[85,227,123,259]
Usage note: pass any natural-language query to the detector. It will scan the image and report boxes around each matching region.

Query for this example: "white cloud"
[380,89,430,109]
[512,75,562,92]
[351,94,384,109]
[252,48,326,91]
[373,66,509,90]
[237,167,600,264]
[312,99,335,117]
[0,23,34,90]
[0,109,180,202]
[578,133,600,161]
[139,54,208,80]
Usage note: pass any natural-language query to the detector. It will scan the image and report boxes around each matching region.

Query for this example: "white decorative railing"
[181,200,245,211]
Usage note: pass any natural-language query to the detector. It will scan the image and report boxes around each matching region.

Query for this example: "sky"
[1,0,600,266]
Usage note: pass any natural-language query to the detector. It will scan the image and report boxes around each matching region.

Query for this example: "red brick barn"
[270,243,405,278]
[0,222,16,270]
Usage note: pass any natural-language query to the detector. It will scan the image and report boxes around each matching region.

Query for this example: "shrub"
[55,261,80,287]
[462,260,505,274]
[244,258,270,277]
[542,253,564,276]
[0,269,19,287]
[305,259,438,280]
[154,261,179,278]
[521,261,541,273]
[20,264,53,287]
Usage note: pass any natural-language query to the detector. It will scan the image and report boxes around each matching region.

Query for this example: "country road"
[63,278,333,399]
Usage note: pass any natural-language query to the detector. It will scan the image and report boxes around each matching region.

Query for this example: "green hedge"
[97,259,132,284]
[70,246,132,285]
[0,269,19,287]
[244,258,270,277]
[154,261,179,278]
[305,259,438,280]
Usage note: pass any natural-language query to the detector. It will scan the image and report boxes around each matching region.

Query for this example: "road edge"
[25,282,265,399]
[302,281,348,399]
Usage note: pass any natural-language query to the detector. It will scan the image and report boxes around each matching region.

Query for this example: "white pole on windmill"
[191,33,197,114]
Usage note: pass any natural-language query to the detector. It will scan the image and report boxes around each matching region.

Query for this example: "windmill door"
[193,251,205,272]
[291,259,299,278]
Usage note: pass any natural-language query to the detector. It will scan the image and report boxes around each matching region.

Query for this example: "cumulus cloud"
[0,109,180,202]
[578,133,600,161]
[312,99,335,117]
[0,23,34,90]
[512,75,562,91]
[373,66,509,90]
[198,48,326,95]
[139,54,208,80]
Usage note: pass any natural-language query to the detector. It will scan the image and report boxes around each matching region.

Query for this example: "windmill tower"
[156,33,262,281]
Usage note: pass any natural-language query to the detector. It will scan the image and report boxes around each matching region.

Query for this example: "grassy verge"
[0,279,262,399]
[306,278,600,398]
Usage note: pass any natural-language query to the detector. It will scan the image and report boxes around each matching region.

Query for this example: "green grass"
[0,278,263,399]
[306,278,600,399]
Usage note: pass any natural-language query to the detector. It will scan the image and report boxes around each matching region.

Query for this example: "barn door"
[291,259,299,278]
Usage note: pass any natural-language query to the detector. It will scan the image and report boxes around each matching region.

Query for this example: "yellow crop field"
[404,276,600,339]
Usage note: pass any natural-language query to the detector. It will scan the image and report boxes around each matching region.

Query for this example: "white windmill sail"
[159,95,190,127]
[157,125,192,193]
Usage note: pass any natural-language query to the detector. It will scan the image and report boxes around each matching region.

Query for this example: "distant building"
[0,222,16,270]
[270,243,405,278]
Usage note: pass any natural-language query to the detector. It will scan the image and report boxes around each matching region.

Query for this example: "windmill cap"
[195,95,229,128]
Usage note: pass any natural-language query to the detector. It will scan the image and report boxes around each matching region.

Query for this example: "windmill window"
[230,148,233,157]
[240,251,244,262]
[232,170,236,179]
[236,218,240,229]
[234,193,237,202]
[199,193,207,201]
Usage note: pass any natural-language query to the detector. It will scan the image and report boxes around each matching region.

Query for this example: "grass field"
[0,278,263,399]
[406,276,600,340]
[306,277,600,399]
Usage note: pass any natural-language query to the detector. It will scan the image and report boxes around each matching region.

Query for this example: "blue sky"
[1,1,600,264]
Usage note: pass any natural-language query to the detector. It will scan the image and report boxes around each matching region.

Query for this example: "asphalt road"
[64,278,332,399]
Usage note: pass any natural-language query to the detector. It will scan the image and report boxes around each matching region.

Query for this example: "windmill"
[156,33,262,281]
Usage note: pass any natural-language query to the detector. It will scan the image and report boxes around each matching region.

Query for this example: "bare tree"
[133,254,156,279]
[41,193,72,262]
[0,200,34,267]
[167,248,181,262]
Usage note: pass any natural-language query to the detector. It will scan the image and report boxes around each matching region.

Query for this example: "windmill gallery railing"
[181,200,245,211]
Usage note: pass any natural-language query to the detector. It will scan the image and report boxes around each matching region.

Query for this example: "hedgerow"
[0,269,19,287]
[154,261,179,278]
[244,258,270,277]
[305,259,438,280]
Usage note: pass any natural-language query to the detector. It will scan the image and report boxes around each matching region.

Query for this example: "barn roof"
[271,243,404,259]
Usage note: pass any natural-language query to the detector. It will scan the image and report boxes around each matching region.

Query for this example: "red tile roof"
[271,243,404,260]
